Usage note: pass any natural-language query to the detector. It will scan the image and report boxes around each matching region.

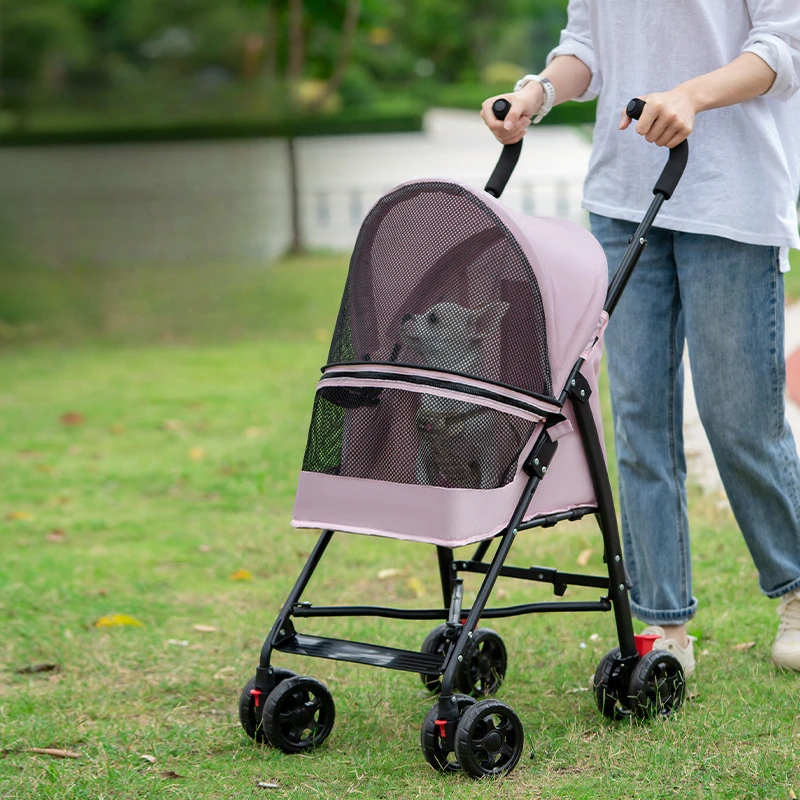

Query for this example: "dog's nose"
[401,313,413,323]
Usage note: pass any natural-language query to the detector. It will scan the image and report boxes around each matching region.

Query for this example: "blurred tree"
[0,0,89,127]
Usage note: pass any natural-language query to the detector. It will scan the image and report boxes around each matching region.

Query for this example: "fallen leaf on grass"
[406,577,425,598]
[160,770,186,780]
[193,625,217,633]
[26,748,80,759]
[732,641,756,651]
[140,754,156,764]
[15,664,60,675]
[189,447,205,461]
[577,548,593,567]
[230,570,253,581]
[6,511,33,521]
[377,568,401,580]
[46,529,66,543]
[60,412,85,426]
[94,614,143,628]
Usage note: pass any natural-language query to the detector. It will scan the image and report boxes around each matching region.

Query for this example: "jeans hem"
[630,597,698,626]
[764,576,800,599]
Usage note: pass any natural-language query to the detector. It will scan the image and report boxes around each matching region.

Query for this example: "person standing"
[482,1,800,674]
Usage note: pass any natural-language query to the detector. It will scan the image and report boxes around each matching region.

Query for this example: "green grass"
[1,254,799,799]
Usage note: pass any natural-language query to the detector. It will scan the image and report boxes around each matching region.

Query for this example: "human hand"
[481,82,544,145]
[619,88,697,148]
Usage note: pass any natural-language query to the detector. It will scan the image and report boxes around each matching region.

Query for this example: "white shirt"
[547,0,800,261]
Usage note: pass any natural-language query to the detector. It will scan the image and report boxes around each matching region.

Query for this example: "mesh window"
[302,386,537,490]
[328,181,551,397]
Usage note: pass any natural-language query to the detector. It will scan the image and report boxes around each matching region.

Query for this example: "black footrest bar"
[274,633,445,674]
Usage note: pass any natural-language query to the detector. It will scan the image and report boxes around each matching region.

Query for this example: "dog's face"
[401,300,509,372]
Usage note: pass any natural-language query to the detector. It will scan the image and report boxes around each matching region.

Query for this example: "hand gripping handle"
[484,99,523,199]
[626,98,689,200]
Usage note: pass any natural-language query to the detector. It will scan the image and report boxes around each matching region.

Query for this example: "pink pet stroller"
[239,99,690,778]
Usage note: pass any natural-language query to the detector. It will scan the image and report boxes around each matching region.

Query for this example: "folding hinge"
[523,417,563,477]
[568,371,592,403]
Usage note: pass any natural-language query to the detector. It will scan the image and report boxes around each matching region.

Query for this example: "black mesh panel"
[303,180,551,490]
[302,387,537,490]
[328,182,551,396]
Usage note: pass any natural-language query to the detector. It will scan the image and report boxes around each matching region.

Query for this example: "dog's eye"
[427,312,439,325]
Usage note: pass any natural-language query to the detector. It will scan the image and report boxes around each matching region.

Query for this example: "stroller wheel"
[453,699,524,779]
[261,676,336,753]
[627,650,685,720]
[239,670,297,743]
[592,648,632,720]
[420,693,475,772]
[419,624,450,693]
[457,628,507,697]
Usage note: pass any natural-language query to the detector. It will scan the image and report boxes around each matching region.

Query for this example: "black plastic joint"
[272,619,296,646]
[568,371,592,403]
[255,665,277,693]
[523,416,564,477]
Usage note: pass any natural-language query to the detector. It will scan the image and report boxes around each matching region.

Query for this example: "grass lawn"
[1,253,799,799]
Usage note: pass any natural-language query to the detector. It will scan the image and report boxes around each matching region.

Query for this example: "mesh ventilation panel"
[302,387,537,490]
[328,181,551,397]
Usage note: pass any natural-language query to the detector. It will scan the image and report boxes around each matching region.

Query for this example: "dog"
[400,301,521,489]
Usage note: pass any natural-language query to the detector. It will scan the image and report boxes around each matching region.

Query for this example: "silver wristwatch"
[514,74,556,124]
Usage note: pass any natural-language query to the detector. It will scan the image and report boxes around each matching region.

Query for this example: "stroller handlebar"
[483,96,690,204]
[484,99,523,199]
[625,98,689,201]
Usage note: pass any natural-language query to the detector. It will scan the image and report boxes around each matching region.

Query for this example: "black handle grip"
[625,97,689,200]
[485,98,522,199]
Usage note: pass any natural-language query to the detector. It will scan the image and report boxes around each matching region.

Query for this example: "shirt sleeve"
[743,1,800,100]
[545,0,601,101]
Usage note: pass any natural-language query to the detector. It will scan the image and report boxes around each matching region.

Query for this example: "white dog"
[400,301,519,489]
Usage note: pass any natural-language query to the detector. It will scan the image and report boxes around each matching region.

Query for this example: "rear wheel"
[627,650,685,720]
[592,648,631,720]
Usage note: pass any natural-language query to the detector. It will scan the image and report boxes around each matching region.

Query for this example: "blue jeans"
[590,213,800,625]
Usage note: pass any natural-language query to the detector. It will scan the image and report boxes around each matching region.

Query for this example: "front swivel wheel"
[458,628,507,697]
[420,693,475,772]
[238,669,297,743]
[453,699,524,779]
[261,676,335,753]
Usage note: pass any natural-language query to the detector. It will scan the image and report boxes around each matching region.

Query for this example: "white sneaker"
[640,625,696,678]
[773,589,800,670]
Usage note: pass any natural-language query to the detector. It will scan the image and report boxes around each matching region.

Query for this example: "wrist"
[518,81,545,116]
[514,74,555,123]
[675,80,707,115]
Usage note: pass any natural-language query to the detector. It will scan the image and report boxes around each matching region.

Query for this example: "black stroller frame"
[240,99,691,778]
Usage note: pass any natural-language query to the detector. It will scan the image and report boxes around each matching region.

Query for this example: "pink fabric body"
[291,179,609,546]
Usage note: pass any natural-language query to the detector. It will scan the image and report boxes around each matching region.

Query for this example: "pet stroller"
[239,99,690,778]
